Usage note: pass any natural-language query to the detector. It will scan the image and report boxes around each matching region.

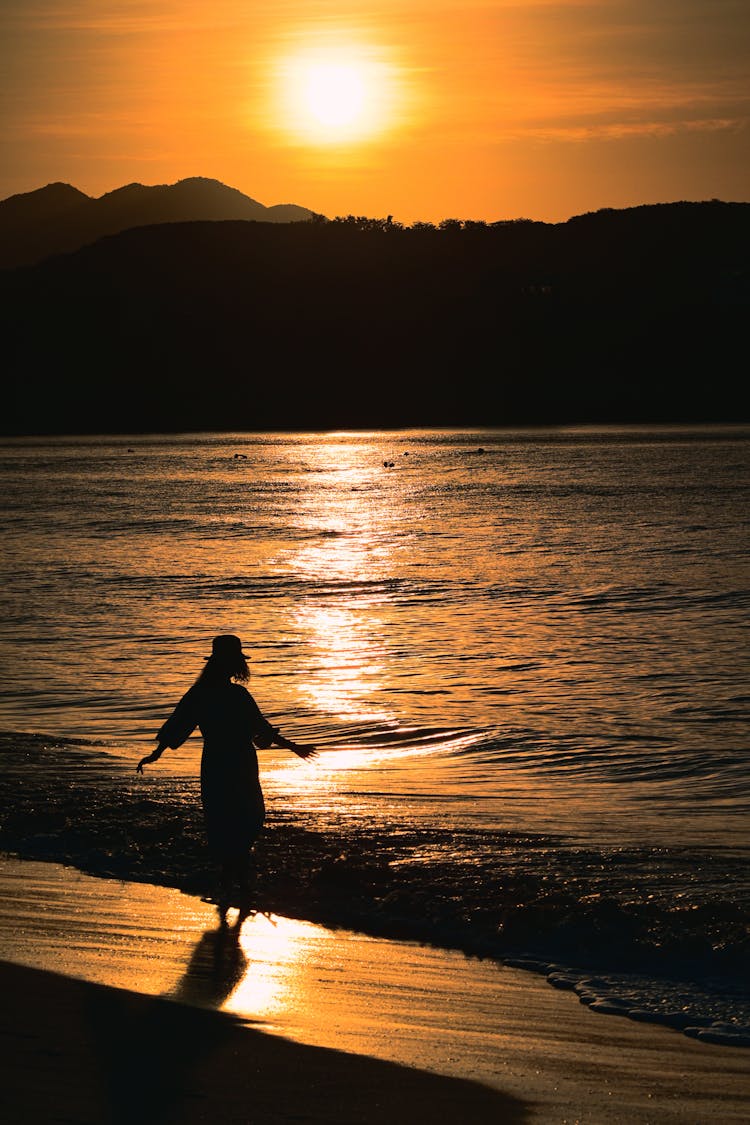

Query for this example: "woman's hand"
[136,746,164,773]
[272,730,318,760]
[291,743,318,761]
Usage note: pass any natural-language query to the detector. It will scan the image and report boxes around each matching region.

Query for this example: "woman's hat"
[206,634,250,661]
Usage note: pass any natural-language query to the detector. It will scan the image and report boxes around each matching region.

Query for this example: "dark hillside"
[2,202,748,434]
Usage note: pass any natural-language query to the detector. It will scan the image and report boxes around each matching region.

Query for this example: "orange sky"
[1,0,748,223]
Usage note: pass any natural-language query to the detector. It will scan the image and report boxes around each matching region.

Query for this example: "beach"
[1,856,749,1124]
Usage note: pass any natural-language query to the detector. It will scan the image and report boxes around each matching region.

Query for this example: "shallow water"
[1,426,749,1034]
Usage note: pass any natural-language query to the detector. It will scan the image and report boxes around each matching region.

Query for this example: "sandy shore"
[0,959,523,1125]
[0,858,749,1124]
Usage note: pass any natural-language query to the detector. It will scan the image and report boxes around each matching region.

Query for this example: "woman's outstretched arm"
[138,687,200,772]
[272,730,318,760]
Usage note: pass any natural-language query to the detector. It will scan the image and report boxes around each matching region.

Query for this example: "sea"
[1,425,749,1044]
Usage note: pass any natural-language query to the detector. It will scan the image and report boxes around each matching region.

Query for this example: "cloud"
[509,117,745,143]
[406,0,750,148]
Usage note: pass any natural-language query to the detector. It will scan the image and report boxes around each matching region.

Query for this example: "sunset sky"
[1,0,748,223]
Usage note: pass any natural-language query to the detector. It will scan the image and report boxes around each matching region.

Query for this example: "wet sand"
[1,858,749,1123]
[1,959,525,1125]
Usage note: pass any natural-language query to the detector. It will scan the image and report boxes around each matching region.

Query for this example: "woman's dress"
[156,681,277,861]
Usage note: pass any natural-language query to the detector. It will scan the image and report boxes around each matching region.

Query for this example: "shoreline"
[1,856,750,1124]
[5,841,750,1049]
[1,732,749,1046]
[4,850,750,1125]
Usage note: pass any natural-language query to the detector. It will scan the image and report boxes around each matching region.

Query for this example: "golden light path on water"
[234,433,557,803]
[282,438,405,727]
[294,604,390,722]
[248,435,470,791]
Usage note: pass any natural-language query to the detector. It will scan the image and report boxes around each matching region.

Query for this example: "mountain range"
[0,176,316,269]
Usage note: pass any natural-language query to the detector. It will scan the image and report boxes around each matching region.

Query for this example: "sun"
[304,63,366,129]
[274,42,401,146]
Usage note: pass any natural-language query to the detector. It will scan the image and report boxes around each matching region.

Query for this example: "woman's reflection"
[170,906,250,1009]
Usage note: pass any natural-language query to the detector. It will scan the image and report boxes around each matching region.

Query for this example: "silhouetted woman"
[136,634,316,903]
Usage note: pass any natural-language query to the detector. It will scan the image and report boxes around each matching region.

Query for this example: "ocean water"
[1,426,749,1042]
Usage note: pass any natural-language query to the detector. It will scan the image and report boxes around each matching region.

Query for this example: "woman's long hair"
[196,653,250,685]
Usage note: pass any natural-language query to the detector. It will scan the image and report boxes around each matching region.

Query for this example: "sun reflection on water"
[283,442,410,726]
[293,603,391,723]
